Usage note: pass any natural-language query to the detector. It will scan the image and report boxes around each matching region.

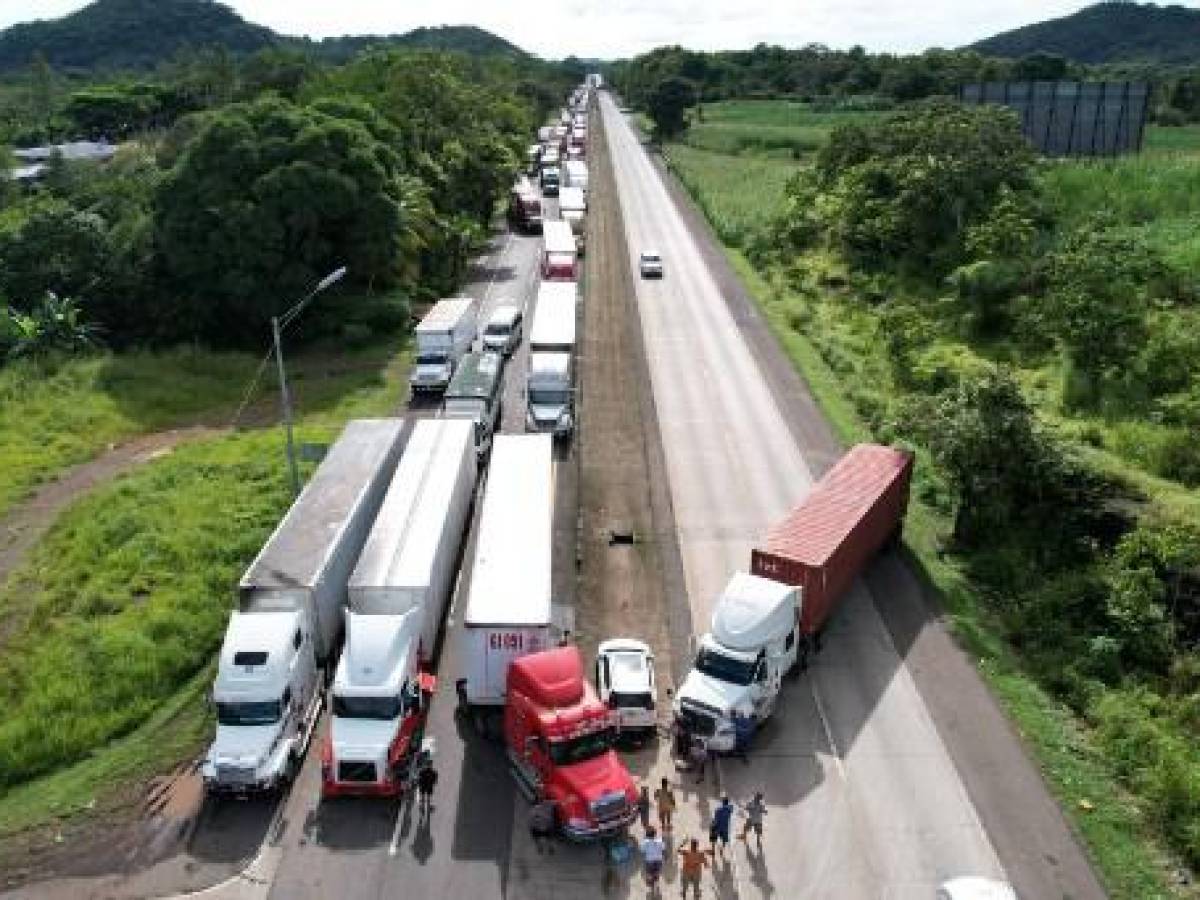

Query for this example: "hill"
[970,2,1200,65]
[0,0,528,72]
[0,0,275,71]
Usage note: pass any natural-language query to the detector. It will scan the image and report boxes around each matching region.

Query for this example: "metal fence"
[959,81,1149,157]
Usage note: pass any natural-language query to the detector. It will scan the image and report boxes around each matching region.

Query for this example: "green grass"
[1143,124,1200,157]
[0,340,409,827]
[686,100,883,160]
[0,340,407,523]
[665,144,797,245]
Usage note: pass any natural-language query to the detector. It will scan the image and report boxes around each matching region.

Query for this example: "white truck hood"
[530,402,567,422]
[331,716,399,763]
[209,723,279,766]
[676,669,751,719]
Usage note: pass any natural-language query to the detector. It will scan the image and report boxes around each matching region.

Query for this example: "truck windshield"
[548,727,616,766]
[416,352,447,366]
[695,647,756,686]
[332,694,402,720]
[485,322,512,335]
[529,388,568,405]
[217,700,282,726]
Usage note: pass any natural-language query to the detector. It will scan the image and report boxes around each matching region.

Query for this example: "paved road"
[600,92,1011,898]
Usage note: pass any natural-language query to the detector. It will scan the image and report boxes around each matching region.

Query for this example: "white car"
[639,251,663,279]
[937,878,1018,900]
[596,639,657,737]
[481,304,523,355]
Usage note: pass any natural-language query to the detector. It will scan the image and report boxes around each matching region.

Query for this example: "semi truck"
[541,220,578,281]
[410,298,478,396]
[673,443,914,752]
[458,434,557,733]
[559,187,586,256]
[202,419,406,794]
[563,161,588,195]
[323,419,477,798]
[506,646,639,841]
[526,281,577,439]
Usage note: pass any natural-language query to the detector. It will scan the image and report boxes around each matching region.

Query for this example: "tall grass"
[665,143,796,245]
[686,100,883,160]
[1043,155,1200,226]
[0,431,292,786]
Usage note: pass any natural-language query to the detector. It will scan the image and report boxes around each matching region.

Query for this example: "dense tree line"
[0,47,569,351]
[612,43,1200,125]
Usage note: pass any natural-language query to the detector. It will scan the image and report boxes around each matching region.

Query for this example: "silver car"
[480,304,523,355]
[639,250,663,279]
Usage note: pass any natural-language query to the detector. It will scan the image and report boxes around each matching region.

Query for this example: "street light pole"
[272,266,347,496]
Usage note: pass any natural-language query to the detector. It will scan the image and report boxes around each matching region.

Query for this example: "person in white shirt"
[640,825,665,891]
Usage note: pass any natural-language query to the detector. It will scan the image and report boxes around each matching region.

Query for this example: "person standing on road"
[654,777,676,833]
[637,785,652,830]
[677,837,711,899]
[732,706,755,762]
[416,763,438,818]
[738,791,768,852]
[529,798,556,854]
[640,826,665,894]
[709,796,734,858]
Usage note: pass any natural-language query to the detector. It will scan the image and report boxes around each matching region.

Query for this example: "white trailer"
[410,298,479,395]
[348,418,477,661]
[540,220,578,280]
[563,161,588,194]
[238,418,407,662]
[459,435,555,708]
[559,187,586,254]
[530,281,577,353]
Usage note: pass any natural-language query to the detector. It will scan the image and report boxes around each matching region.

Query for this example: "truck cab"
[673,573,799,752]
[202,610,320,793]
[540,166,560,197]
[525,352,574,439]
[410,299,479,397]
[505,646,638,841]
[442,351,504,458]
[322,607,429,797]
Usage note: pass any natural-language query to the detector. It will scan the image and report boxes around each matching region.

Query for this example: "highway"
[602,91,1010,897]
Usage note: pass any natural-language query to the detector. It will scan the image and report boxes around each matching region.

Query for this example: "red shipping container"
[751,444,914,637]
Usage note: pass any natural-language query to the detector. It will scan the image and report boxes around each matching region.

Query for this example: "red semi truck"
[673,444,913,749]
[505,646,639,840]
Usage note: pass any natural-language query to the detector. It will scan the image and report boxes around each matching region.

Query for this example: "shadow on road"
[188,793,278,865]
[304,795,400,851]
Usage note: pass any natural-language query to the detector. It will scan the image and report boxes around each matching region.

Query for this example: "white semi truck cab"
[673,573,799,752]
[525,352,574,438]
[202,610,322,793]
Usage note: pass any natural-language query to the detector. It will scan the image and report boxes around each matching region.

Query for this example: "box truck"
[673,444,914,752]
[563,161,588,195]
[442,350,505,457]
[323,419,477,797]
[506,646,639,841]
[410,298,478,396]
[541,220,578,280]
[203,419,406,794]
[526,281,576,439]
[559,187,586,256]
[457,435,557,733]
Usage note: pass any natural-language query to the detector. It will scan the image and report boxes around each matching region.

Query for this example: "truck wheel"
[886,522,904,550]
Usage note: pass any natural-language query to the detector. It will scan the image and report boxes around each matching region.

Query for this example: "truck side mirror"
[524,736,538,758]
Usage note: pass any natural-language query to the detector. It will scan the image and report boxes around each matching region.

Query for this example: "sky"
[2,0,1200,59]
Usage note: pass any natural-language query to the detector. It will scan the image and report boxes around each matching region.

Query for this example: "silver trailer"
[238,418,407,663]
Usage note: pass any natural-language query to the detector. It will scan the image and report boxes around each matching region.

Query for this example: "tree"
[909,365,1069,547]
[802,100,1037,272]
[154,96,421,345]
[0,201,112,309]
[28,51,55,124]
[646,76,697,142]
[1043,218,1163,405]
[1012,53,1069,82]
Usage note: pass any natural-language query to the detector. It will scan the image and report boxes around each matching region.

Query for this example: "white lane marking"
[810,674,847,781]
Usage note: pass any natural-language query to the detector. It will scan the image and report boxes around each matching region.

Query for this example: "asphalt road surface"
[599,90,1105,900]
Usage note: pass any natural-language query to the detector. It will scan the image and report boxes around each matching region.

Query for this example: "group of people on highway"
[635,786,769,897]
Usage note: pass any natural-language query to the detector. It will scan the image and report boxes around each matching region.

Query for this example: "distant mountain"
[305,26,528,64]
[970,2,1200,65]
[0,0,275,71]
[0,0,529,72]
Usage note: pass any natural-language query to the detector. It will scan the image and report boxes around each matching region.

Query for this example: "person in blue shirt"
[709,796,734,858]
[731,706,755,762]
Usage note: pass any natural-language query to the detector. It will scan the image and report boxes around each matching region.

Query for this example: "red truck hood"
[553,750,633,805]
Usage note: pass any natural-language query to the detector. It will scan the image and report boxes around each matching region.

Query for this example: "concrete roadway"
[600,93,1011,898]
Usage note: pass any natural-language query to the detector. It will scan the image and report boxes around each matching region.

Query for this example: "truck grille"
[678,703,718,737]
[216,764,257,785]
[338,761,378,783]
[590,791,628,823]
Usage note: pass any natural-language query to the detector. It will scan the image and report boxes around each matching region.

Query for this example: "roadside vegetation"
[0,38,574,838]
[648,95,1200,898]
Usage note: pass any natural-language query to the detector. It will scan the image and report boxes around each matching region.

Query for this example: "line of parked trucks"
[201,80,917,844]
